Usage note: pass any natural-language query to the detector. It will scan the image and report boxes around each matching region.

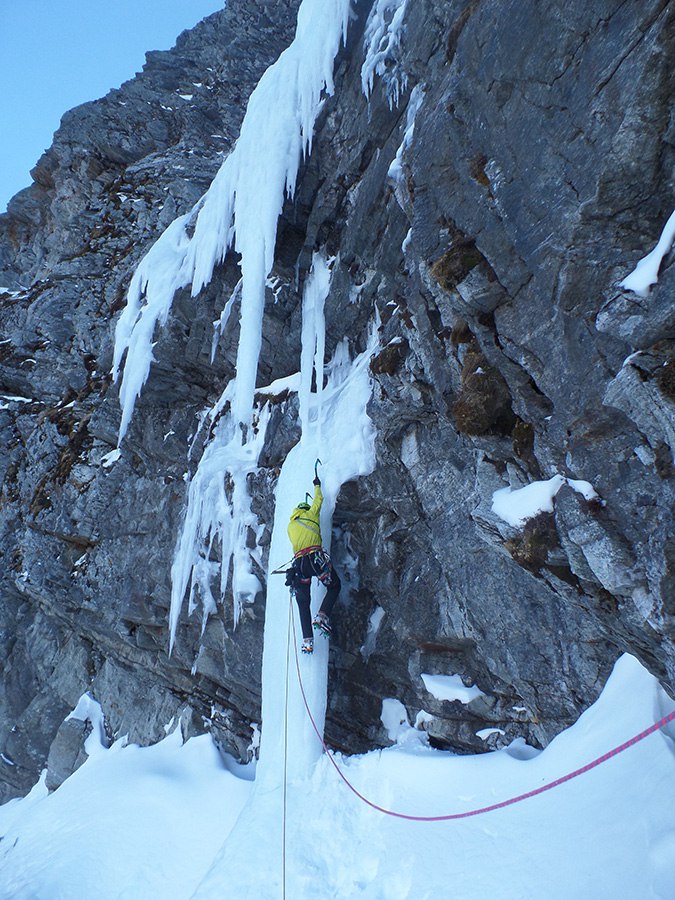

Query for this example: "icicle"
[169,397,271,653]
[387,83,425,182]
[112,215,193,442]
[111,0,352,648]
[299,253,333,436]
[113,0,352,443]
[361,0,409,108]
[211,278,242,364]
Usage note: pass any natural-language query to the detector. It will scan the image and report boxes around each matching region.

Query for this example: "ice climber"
[286,473,341,654]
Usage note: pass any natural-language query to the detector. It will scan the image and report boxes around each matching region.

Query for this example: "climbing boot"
[312,612,332,637]
[301,637,314,654]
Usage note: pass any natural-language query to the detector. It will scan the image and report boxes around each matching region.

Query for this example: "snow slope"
[0,725,254,899]
[1,655,674,899]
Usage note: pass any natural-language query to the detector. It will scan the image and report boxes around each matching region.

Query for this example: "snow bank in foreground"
[1,655,673,899]
[0,728,253,900]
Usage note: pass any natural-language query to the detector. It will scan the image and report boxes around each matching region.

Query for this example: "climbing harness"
[284,548,334,589]
[289,609,675,821]
[293,545,322,558]
[271,545,327,578]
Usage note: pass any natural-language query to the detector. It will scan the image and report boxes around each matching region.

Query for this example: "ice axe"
[314,458,322,482]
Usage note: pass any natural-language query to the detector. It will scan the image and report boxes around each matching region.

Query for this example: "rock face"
[0,0,673,801]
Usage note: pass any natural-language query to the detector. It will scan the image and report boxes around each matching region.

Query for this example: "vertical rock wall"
[0,0,673,801]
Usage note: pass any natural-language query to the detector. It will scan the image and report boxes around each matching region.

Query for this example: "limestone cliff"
[0,0,673,801]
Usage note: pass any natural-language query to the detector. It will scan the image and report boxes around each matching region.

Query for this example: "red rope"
[291,612,675,821]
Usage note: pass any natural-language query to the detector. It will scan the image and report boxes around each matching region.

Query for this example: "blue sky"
[0,0,224,212]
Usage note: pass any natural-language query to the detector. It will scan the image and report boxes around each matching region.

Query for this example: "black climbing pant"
[288,549,341,640]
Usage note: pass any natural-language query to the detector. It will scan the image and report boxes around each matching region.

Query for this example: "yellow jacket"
[287,484,323,555]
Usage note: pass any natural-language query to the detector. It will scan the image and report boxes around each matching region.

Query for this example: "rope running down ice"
[290,608,675,821]
[281,600,293,898]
